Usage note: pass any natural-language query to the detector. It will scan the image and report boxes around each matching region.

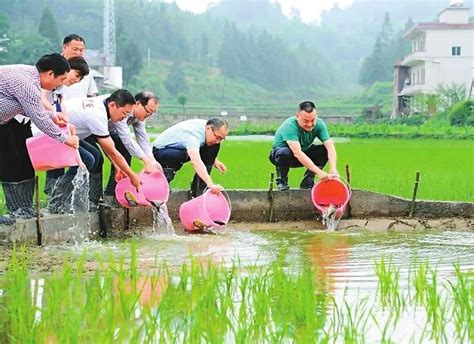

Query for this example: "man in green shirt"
[269,100,339,190]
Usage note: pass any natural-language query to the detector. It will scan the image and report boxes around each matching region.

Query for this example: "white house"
[392,2,473,116]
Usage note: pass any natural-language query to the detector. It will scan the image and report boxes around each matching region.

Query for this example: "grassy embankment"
[0,138,471,215]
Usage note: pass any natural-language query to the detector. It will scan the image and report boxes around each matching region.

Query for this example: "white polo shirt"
[64,95,110,139]
[62,74,98,100]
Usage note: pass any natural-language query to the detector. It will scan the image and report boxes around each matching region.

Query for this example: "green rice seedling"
[411,258,430,306]
[342,296,372,344]
[447,262,473,343]
[374,256,402,312]
[424,267,449,343]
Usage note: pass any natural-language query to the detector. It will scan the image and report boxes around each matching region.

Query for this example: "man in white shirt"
[104,91,162,197]
[60,34,98,99]
[152,118,228,197]
[49,90,141,212]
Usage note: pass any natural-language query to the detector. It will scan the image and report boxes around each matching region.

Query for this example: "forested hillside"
[0,0,455,107]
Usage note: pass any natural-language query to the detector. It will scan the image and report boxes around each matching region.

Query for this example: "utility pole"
[103,0,116,66]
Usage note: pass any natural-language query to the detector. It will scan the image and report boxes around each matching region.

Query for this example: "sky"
[170,0,354,23]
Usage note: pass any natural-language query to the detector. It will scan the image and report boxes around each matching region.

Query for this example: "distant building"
[392,2,473,116]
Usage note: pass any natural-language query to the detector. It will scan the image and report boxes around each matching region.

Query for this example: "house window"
[452,46,461,56]
[421,68,425,84]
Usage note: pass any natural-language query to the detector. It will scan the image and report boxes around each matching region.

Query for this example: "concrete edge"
[0,188,472,245]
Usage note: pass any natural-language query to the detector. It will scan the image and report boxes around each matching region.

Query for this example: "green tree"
[359,12,410,86]
[6,31,55,64]
[0,11,8,36]
[177,93,187,113]
[117,37,143,86]
[164,60,188,96]
[38,7,61,50]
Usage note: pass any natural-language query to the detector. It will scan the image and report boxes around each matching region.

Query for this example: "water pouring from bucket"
[179,189,231,234]
[311,177,351,231]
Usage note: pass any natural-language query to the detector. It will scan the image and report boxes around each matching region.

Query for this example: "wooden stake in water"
[268,172,275,222]
[345,164,351,219]
[34,176,42,246]
[409,171,421,217]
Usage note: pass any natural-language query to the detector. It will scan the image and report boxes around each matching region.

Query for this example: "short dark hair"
[298,100,317,113]
[63,34,85,45]
[135,91,159,106]
[35,53,70,77]
[108,89,135,107]
[207,117,228,130]
[67,56,89,78]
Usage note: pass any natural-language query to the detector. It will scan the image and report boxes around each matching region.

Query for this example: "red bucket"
[311,178,351,218]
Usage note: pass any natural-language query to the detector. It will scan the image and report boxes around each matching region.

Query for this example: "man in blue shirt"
[152,118,228,197]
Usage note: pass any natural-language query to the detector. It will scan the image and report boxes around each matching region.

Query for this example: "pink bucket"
[179,190,231,231]
[115,171,169,208]
[311,178,351,219]
[26,127,78,171]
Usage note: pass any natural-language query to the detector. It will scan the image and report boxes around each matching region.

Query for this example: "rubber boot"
[300,170,315,189]
[275,166,289,191]
[89,173,103,212]
[2,179,36,219]
[48,174,75,214]
[103,177,116,197]
[0,215,15,226]
[104,168,117,197]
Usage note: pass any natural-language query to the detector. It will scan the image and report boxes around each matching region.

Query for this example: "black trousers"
[0,120,35,182]
[104,131,132,196]
[269,144,328,178]
[153,144,220,181]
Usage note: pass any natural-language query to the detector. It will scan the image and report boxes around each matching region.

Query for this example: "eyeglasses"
[211,129,225,142]
[299,100,316,113]
[142,103,156,117]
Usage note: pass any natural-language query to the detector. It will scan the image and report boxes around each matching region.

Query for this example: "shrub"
[392,113,429,126]
[449,100,474,126]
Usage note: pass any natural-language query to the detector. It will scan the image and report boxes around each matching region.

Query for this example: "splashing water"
[322,204,341,231]
[152,203,175,236]
[68,167,91,246]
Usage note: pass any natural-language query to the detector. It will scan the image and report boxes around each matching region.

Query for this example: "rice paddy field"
[0,230,473,343]
[170,138,474,202]
[0,138,472,212]
[0,137,473,342]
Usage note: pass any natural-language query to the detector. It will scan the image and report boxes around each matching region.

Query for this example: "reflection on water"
[2,228,473,342]
[68,228,474,294]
